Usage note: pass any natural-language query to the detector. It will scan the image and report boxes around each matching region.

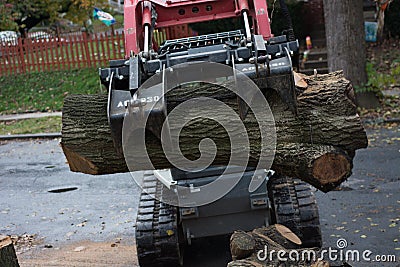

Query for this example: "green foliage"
[0,0,107,33]
[0,117,61,135]
[0,68,104,115]
[0,2,18,31]
[114,14,124,25]
[356,59,400,93]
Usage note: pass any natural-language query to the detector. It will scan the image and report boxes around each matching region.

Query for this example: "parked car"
[0,31,18,46]
[28,31,65,42]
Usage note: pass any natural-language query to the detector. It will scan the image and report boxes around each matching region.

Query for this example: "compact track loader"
[99,0,322,265]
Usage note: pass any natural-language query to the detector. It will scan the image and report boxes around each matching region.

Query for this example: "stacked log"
[228,225,332,267]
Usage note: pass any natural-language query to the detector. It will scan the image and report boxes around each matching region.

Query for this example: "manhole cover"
[48,186,78,193]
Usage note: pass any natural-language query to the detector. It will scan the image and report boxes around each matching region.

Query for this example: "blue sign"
[365,21,378,42]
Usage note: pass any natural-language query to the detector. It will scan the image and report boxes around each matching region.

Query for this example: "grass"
[357,59,400,94]
[357,39,400,94]
[0,117,61,135]
[357,39,400,120]
[0,68,104,115]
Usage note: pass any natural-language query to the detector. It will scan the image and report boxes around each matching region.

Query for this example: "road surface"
[0,125,399,266]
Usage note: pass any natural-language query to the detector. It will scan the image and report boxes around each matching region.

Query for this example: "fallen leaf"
[74,246,86,252]
[65,232,74,237]
[166,230,174,236]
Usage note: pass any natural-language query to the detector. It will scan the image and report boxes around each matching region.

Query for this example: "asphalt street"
[0,125,399,266]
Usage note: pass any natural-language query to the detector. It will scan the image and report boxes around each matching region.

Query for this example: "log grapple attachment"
[99,0,300,152]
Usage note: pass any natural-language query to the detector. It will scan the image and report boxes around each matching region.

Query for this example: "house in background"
[299,0,378,46]
[109,0,124,13]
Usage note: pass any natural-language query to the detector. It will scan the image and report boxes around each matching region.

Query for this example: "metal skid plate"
[176,168,271,240]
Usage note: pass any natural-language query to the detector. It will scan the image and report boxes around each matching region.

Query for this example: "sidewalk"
[0,112,62,122]
[361,87,400,124]
[0,112,62,140]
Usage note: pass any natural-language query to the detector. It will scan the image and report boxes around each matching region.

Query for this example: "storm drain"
[48,186,78,193]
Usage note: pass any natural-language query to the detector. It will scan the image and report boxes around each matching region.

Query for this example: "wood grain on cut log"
[61,71,367,192]
[0,235,19,267]
[252,224,302,249]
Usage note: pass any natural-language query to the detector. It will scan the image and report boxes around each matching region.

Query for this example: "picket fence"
[0,32,125,76]
[0,24,196,76]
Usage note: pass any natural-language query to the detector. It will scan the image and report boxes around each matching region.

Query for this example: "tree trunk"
[0,236,19,267]
[376,7,385,42]
[323,0,367,87]
[61,71,367,192]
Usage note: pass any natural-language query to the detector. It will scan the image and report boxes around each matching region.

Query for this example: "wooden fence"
[0,24,198,77]
[0,31,125,76]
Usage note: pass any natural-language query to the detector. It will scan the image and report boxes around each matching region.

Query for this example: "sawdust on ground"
[17,240,138,267]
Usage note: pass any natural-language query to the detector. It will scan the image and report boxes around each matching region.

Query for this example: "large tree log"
[61,71,367,192]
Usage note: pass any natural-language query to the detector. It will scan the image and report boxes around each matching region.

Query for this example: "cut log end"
[252,224,301,250]
[311,260,331,267]
[0,235,20,267]
[0,236,12,248]
[274,224,302,246]
[312,153,351,186]
[230,231,256,260]
[61,143,99,175]
[228,226,332,267]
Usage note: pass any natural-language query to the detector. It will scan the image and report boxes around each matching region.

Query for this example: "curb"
[0,133,61,140]
[362,118,400,125]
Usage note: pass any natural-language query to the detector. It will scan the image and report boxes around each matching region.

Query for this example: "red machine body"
[124,0,272,56]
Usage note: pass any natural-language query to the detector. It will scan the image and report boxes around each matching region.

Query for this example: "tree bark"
[230,231,256,260]
[323,0,367,87]
[0,236,19,267]
[376,7,385,42]
[61,71,367,192]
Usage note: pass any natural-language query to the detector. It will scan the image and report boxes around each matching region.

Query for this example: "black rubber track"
[268,175,322,248]
[135,173,182,266]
